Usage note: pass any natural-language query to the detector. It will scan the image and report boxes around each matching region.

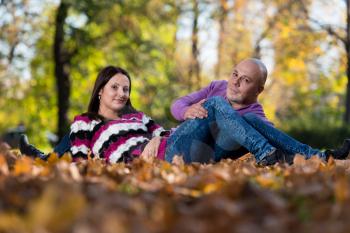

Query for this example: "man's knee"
[204,96,227,108]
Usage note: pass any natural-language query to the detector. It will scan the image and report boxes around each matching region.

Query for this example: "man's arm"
[170,83,214,121]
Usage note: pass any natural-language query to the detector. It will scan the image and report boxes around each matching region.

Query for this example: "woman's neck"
[98,107,120,120]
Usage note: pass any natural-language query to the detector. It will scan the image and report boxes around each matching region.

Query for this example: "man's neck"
[230,102,246,110]
[229,101,256,110]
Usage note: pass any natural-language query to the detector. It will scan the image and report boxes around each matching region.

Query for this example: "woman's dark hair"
[85,66,138,120]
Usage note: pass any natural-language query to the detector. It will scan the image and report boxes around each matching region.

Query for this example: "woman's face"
[99,73,130,114]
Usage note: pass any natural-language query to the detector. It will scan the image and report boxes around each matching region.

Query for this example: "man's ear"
[257,85,264,95]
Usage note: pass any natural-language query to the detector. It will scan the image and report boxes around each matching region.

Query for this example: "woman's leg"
[165,96,276,163]
[242,113,326,159]
[19,133,71,159]
[53,134,71,156]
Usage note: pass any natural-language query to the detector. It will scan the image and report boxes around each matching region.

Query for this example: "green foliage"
[0,0,348,149]
[285,124,350,149]
[21,0,181,146]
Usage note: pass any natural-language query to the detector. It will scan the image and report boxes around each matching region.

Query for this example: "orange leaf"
[13,157,33,176]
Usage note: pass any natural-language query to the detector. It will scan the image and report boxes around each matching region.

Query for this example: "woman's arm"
[69,115,98,160]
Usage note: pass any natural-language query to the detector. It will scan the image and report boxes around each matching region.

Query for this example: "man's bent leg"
[166,96,276,163]
[165,117,216,163]
[208,121,247,161]
[202,96,276,161]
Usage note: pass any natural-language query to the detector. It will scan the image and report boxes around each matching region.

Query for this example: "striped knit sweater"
[69,112,168,163]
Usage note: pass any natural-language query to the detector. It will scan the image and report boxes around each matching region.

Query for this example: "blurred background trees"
[0,0,349,149]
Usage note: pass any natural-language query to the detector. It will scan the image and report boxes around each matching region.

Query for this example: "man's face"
[226,60,264,107]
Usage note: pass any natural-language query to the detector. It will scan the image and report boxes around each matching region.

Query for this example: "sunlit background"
[0,0,349,150]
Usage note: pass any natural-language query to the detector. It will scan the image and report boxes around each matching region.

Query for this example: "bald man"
[171,58,271,125]
[169,58,348,164]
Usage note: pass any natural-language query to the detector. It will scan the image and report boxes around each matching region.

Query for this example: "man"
[168,58,349,164]
[169,58,271,160]
[171,58,270,124]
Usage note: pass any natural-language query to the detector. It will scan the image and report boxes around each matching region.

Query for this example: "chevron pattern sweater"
[69,112,168,163]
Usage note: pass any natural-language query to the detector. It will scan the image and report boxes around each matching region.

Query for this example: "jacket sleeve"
[170,82,214,121]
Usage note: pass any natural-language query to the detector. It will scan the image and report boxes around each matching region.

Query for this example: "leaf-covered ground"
[0,142,350,233]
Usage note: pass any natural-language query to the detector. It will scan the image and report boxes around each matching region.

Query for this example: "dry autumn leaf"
[0,144,349,233]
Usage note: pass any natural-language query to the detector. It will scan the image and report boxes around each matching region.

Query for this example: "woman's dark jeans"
[53,134,71,156]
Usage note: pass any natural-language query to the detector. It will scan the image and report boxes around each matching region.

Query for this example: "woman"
[20,66,350,165]
[68,66,169,163]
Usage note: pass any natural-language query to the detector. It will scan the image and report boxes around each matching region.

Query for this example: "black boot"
[325,139,350,160]
[258,149,294,166]
[19,134,47,160]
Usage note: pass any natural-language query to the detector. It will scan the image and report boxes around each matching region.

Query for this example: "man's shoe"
[258,149,293,166]
[19,134,47,160]
[325,139,350,160]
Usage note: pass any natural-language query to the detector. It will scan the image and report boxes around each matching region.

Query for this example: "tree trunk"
[188,0,200,91]
[345,0,350,123]
[215,0,229,78]
[53,1,70,140]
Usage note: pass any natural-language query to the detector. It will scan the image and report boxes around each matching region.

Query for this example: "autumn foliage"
[1,142,350,233]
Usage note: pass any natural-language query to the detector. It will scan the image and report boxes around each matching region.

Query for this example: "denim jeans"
[242,113,326,159]
[53,134,71,156]
[165,96,276,163]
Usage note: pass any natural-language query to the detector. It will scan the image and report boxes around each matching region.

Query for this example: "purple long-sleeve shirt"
[170,80,273,125]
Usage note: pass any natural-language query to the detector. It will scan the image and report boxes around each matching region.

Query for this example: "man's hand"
[183,99,208,120]
[141,136,162,160]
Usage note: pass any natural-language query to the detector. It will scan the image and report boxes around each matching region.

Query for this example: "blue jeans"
[165,96,276,163]
[53,134,71,156]
[165,96,326,163]
[242,113,325,159]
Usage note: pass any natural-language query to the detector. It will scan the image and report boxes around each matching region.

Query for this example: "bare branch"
[253,0,299,57]
[298,0,346,45]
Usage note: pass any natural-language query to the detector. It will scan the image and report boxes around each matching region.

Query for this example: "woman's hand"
[141,136,162,160]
